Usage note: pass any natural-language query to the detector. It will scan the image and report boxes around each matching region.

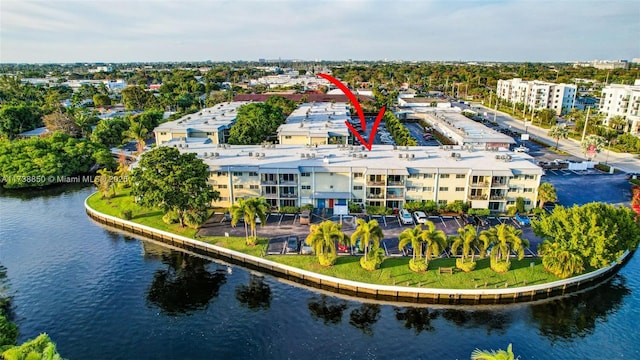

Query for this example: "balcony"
[386,192,404,199]
[468,195,488,201]
[491,181,509,188]
[470,181,490,187]
[387,181,404,186]
[260,179,277,185]
[280,193,298,198]
[367,181,385,186]
[366,193,384,199]
[490,195,507,201]
[262,193,278,199]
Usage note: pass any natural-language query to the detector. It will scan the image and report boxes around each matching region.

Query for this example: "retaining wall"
[85,196,631,305]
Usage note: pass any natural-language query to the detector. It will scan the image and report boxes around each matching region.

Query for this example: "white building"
[496,78,576,115]
[277,102,351,145]
[599,80,640,134]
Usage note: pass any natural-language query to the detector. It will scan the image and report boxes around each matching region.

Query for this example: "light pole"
[581,106,591,144]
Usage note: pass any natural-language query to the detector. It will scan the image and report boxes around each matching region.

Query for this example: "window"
[524,175,536,180]
[440,174,450,179]
[438,200,447,206]
[423,174,434,179]
[507,200,515,205]
[301,172,310,177]
[249,172,258,177]
[234,185,244,189]
[284,135,292,139]
[160,132,167,135]
[233,172,243,177]
[523,188,534,193]
[422,186,433,192]
[353,185,363,190]
[439,187,449,192]
[525,200,532,205]
[281,174,296,182]
[249,185,259,190]
[509,187,518,192]
[353,172,363,178]
[217,185,228,189]
[219,197,229,202]
[216,171,228,177]
[456,174,466,179]
[455,187,465,192]
[301,185,311,190]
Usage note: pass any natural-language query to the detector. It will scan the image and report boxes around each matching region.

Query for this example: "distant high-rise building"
[573,60,629,70]
[496,78,576,115]
[599,80,640,135]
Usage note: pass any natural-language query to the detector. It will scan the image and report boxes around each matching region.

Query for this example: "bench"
[438,267,454,274]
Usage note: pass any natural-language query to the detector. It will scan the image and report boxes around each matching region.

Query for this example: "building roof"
[416,110,516,145]
[18,126,49,137]
[162,141,542,175]
[233,93,374,103]
[154,101,249,136]
[277,102,351,138]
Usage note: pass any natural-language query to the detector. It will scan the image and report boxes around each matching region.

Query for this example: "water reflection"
[394,307,439,334]
[146,252,227,316]
[235,275,272,311]
[349,303,381,336]
[307,295,348,325]
[440,309,510,335]
[0,183,90,199]
[529,276,630,342]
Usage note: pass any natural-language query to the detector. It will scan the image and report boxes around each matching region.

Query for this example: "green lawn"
[88,190,560,289]
[267,255,558,289]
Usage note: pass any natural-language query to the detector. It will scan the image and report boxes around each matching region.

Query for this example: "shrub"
[279,206,299,214]
[490,257,511,273]
[409,258,428,272]
[348,201,363,213]
[445,200,469,214]
[300,203,314,212]
[594,163,610,172]
[184,210,209,229]
[317,253,337,267]
[365,205,392,215]
[162,210,180,224]
[246,236,258,246]
[516,197,525,213]
[121,209,133,220]
[468,208,490,216]
[506,206,517,216]
[359,247,385,271]
[455,258,477,272]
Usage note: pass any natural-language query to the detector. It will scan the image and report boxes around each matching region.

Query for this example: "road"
[472,104,640,173]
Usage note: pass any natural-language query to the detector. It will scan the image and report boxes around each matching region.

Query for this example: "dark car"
[286,236,300,253]
[464,215,475,226]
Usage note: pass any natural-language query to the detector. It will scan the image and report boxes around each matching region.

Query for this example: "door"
[328,199,334,208]
[317,199,325,209]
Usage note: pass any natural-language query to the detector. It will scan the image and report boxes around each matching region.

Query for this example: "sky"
[1,0,638,63]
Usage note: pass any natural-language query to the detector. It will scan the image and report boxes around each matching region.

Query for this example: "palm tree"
[483,224,529,272]
[450,224,477,262]
[580,134,605,161]
[421,220,447,261]
[124,120,148,155]
[547,124,569,150]
[537,182,557,208]
[73,109,97,139]
[305,220,344,266]
[538,241,585,278]
[94,168,116,199]
[471,343,518,360]
[350,218,384,261]
[398,225,429,272]
[231,197,269,246]
[477,228,494,259]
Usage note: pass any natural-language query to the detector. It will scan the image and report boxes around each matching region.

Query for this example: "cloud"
[0,0,637,63]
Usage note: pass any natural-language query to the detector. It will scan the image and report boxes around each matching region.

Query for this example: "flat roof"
[154,101,249,134]
[162,141,542,175]
[277,102,351,137]
[419,110,516,145]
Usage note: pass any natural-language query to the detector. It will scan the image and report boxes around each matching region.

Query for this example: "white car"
[399,209,414,225]
[514,146,529,153]
[413,211,428,224]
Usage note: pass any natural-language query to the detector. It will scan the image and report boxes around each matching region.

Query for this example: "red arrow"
[318,73,385,151]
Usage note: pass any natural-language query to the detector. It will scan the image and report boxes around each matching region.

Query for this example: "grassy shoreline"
[87,189,561,289]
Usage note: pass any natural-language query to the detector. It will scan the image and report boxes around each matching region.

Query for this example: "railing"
[469,195,488,200]
[490,195,507,201]
[470,182,490,187]
[367,194,384,199]
[386,193,404,199]
[260,180,277,185]
[262,193,278,199]
[280,193,298,198]
[387,181,404,186]
[367,181,386,186]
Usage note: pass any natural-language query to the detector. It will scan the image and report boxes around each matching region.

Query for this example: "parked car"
[399,209,414,225]
[299,210,311,225]
[301,241,313,255]
[464,215,475,226]
[515,213,530,226]
[413,211,428,224]
[286,236,300,253]
[514,146,529,153]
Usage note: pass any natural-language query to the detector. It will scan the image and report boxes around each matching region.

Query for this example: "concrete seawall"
[85,196,632,305]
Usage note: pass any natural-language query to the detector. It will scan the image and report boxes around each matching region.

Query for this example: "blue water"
[0,184,639,359]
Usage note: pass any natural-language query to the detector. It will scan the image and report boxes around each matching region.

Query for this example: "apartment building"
[599,80,640,135]
[277,102,351,145]
[154,101,249,145]
[162,140,542,213]
[496,78,576,115]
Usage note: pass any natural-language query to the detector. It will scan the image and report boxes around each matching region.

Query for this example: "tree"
[93,93,112,108]
[131,146,217,227]
[0,104,42,139]
[265,95,297,116]
[90,117,130,147]
[231,197,269,246]
[537,241,584,279]
[43,110,80,137]
[72,109,98,138]
[350,218,385,270]
[1,333,63,360]
[470,343,518,360]
[398,225,428,272]
[422,220,447,261]
[537,182,557,208]
[536,108,557,126]
[228,103,284,144]
[481,224,528,273]
[121,85,157,111]
[450,224,478,271]
[547,124,569,150]
[305,220,345,267]
[94,168,116,199]
[124,120,148,154]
